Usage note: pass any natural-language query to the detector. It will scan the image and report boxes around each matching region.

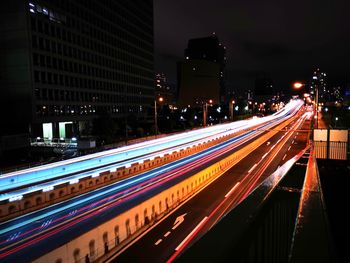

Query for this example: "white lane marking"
[248,164,258,174]
[172,213,187,230]
[175,217,208,251]
[225,182,241,198]
[261,153,268,160]
[155,239,162,246]
[164,231,171,237]
[294,136,297,139]
[292,140,294,144]
[271,145,275,150]
[266,141,271,146]
[283,154,287,160]
[288,146,291,151]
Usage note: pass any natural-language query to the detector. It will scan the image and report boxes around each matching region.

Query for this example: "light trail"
[0,100,303,195]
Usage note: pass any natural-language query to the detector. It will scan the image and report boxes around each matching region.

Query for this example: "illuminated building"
[310,68,328,102]
[155,73,176,105]
[0,0,154,152]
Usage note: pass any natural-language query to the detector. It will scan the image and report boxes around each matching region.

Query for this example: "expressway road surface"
[109,107,312,263]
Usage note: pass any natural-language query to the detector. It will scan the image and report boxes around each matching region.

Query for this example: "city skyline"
[0,2,348,263]
[154,0,350,91]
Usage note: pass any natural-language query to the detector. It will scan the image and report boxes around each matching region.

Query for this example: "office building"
[177,60,220,107]
[310,68,328,102]
[0,0,154,152]
[178,34,225,107]
[155,73,176,105]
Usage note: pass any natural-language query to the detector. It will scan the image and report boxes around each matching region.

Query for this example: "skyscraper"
[178,34,226,107]
[254,73,274,95]
[310,68,328,102]
[185,34,226,101]
[155,73,176,105]
[0,0,154,153]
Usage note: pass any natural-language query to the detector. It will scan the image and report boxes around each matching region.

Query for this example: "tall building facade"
[310,68,328,102]
[0,0,154,150]
[254,73,274,96]
[155,73,176,105]
[178,34,226,107]
[177,60,221,107]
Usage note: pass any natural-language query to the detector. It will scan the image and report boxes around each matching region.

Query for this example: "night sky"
[154,0,350,93]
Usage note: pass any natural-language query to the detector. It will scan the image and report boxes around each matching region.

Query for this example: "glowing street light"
[293,82,304,89]
[229,99,235,121]
[154,97,163,138]
[203,99,212,126]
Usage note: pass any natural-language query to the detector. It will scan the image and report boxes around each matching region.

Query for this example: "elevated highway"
[0,100,307,263]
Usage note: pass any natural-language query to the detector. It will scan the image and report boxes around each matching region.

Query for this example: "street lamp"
[154,97,163,138]
[203,99,213,127]
[293,82,304,89]
[229,99,235,121]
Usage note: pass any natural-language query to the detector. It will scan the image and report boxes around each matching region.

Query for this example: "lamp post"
[154,97,163,138]
[203,99,212,127]
[229,99,235,121]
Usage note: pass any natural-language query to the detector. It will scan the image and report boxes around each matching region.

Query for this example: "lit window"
[29,3,36,13]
